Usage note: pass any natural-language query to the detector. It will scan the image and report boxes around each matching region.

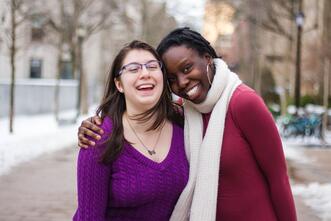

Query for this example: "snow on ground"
[0,110,94,176]
[283,140,331,220]
[283,136,328,147]
[292,183,331,221]
[278,105,331,219]
[282,142,313,164]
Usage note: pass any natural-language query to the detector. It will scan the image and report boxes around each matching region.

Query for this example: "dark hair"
[156,27,219,58]
[96,40,183,163]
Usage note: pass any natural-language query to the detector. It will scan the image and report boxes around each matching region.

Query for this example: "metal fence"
[0,79,79,118]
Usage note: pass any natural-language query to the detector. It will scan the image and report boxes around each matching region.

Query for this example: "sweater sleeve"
[73,119,112,221]
[232,90,297,221]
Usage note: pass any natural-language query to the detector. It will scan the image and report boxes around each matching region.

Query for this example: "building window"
[31,15,45,41]
[60,60,73,79]
[30,58,42,78]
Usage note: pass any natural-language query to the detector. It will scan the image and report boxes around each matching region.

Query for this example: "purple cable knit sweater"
[73,117,189,221]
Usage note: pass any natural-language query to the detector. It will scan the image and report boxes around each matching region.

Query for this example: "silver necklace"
[125,115,163,155]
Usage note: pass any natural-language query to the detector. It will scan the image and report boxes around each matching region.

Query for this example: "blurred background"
[0,0,331,220]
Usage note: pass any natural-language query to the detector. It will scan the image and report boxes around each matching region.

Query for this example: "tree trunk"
[54,46,62,122]
[321,0,331,142]
[279,90,287,116]
[54,0,66,122]
[75,36,82,119]
[322,60,330,142]
[141,0,149,42]
[247,0,262,94]
[9,0,16,133]
[81,47,89,115]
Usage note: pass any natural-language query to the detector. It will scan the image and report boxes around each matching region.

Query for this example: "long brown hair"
[96,40,183,163]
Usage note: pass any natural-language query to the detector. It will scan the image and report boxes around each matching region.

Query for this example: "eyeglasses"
[118,60,162,76]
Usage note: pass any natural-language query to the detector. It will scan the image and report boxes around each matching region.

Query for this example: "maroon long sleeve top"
[207,84,297,221]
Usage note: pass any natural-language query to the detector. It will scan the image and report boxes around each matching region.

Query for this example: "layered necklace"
[125,115,163,156]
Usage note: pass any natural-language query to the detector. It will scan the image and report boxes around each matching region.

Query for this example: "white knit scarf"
[170,58,242,221]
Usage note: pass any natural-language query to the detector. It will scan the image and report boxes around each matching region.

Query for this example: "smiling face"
[114,49,164,114]
[162,45,213,104]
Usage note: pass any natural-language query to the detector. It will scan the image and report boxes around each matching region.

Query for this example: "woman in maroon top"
[77,28,297,221]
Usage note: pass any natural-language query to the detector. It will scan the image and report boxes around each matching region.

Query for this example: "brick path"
[0,145,330,221]
[0,147,77,221]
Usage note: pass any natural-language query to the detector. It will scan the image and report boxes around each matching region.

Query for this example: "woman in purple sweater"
[73,40,189,221]
[78,28,297,221]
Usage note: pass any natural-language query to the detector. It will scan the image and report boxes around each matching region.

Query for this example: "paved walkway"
[288,147,331,221]
[0,145,330,220]
[0,147,77,221]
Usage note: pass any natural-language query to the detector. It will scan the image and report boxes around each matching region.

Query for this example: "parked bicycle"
[278,113,322,138]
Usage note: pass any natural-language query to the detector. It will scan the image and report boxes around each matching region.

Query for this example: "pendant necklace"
[125,115,163,156]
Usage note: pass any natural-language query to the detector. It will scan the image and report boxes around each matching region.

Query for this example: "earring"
[206,64,212,85]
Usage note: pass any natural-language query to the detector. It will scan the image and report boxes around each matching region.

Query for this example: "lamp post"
[294,0,304,113]
[76,27,86,119]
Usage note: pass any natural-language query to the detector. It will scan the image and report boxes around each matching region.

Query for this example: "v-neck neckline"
[124,123,178,170]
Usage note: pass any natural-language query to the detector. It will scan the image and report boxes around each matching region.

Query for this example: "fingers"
[78,132,96,147]
[77,116,104,149]
[82,118,104,135]
[78,141,89,149]
[92,116,103,127]
[79,125,101,140]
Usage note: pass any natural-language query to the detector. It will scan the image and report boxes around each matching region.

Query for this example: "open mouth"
[136,84,155,91]
[185,84,200,98]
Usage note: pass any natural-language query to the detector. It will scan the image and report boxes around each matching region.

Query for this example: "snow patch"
[0,110,93,176]
[283,143,312,164]
[293,182,331,221]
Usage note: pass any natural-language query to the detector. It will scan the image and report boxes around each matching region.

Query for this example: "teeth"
[137,84,154,89]
[186,85,199,97]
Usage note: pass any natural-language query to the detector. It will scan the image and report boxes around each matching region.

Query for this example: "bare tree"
[211,0,314,114]
[4,0,34,133]
[45,0,120,117]
[140,4,179,46]
[42,0,177,120]
[9,0,17,133]
[138,0,177,47]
